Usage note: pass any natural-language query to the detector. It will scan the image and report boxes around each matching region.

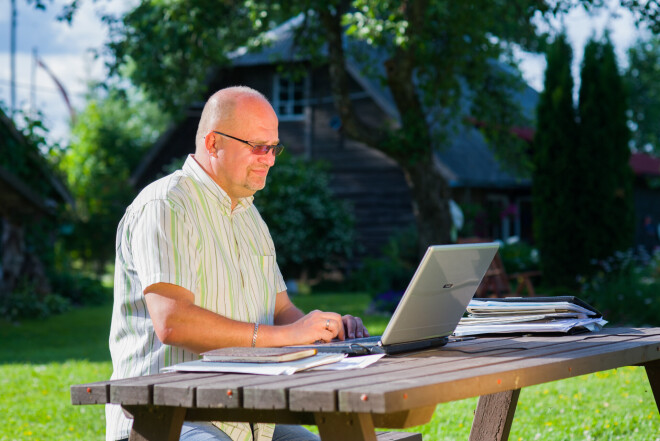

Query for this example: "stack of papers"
[454,297,607,337]
[162,352,385,376]
[163,353,347,375]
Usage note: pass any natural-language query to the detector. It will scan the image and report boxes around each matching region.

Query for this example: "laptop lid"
[379,242,499,346]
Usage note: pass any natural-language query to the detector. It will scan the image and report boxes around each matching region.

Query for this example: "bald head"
[195,86,270,154]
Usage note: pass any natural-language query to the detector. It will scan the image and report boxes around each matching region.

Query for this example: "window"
[273,74,306,121]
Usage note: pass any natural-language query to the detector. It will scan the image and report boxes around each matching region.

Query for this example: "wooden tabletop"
[72,327,660,441]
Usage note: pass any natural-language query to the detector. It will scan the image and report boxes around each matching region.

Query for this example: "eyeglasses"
[211,131,284,156]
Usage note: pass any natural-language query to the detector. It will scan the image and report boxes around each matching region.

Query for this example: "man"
[106,86,368,441]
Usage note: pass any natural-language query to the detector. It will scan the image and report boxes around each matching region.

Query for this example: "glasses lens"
[252,144,284,156]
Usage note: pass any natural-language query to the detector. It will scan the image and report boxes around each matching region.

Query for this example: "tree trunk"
[402,159,453,258]
[319,4,453,259]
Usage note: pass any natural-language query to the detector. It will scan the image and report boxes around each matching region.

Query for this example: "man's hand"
[341,314,369,339]
[286,310,345,344]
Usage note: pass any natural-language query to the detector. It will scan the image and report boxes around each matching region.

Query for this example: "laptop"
[293,242,499,356]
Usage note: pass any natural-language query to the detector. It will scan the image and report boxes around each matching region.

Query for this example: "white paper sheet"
[162,353,347,375]
[309,353,385,371]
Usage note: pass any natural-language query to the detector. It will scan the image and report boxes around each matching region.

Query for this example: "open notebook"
[293,242,499,355]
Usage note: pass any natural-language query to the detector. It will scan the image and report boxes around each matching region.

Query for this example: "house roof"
[0,109,74,218]
[439,127,531,188]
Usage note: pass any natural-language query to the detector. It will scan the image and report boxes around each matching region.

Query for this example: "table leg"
[123,405,186,441]
[468,389,521,441]
[645,360,660,414]
[315,412,378,441]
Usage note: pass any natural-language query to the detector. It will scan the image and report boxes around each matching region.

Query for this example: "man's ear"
[205,132,218,157]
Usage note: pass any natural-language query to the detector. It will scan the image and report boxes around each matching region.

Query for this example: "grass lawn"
[0,293,657,440]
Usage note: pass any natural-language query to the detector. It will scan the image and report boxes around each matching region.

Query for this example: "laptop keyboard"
[320,335,381,347]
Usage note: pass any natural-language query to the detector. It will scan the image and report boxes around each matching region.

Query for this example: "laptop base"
[307,335,449,356]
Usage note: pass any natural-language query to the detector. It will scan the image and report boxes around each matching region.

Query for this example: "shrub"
[580,247,660,326]
[499,239,539,273]
[255,153,356,279]
[0,271,111,322]
[348,226,418,311]
[49,271,112,307]
[0,285,71,322]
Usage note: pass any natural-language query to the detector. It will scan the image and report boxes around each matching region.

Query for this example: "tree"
[100,0,553,257]
[625,35,660,154]
[532,34,582,287]
[577,36,634,263]
[58,86,167,273]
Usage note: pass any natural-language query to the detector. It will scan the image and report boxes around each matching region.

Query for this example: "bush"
[499,239,540,273]
[255,153,356,278]
[49,271,112,306]
[0,271,111,322]
[0,288,71,322]
[348,226,418,311]
[580,247,660,326]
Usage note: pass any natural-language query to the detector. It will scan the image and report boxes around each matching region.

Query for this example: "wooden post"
[315,412,378,441]
[645,360,660,414]
[468,389,521,441]
[123,405,186,441]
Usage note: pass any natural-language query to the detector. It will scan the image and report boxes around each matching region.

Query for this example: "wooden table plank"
[288,333,648,412]
[71,379,112,405]
[338,334,660,413]
[150,373,230,407]
[197,339,524,411]
[110,372,213,405]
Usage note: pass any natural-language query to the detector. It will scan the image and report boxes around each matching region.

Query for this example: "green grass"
[0,305,113,441]
[0,294,658,440]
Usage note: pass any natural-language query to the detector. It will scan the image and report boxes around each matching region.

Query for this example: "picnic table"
[71,327,660,441]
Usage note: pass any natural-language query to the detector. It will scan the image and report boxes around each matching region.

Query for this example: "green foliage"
[499,240,539,273]
[534,34,635,288]
[0,289,71,323]
[578,36,635,266]
[580,248,660,326]
[533,34,581,287]
[0,270,110,321]
[254,153,356,278]
[105,0,261,112]
[625,35,660,154]
[347,226,418,296]
[48,271,112,307]
[57,86,167,271]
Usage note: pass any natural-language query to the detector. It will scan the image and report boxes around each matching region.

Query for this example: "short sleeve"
[130,200,199,295]
[273,260,287,294]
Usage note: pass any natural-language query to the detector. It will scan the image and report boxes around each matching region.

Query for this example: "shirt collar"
[183,155,254,215]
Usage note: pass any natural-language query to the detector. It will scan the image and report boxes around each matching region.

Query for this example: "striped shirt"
[106,155,286,441]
